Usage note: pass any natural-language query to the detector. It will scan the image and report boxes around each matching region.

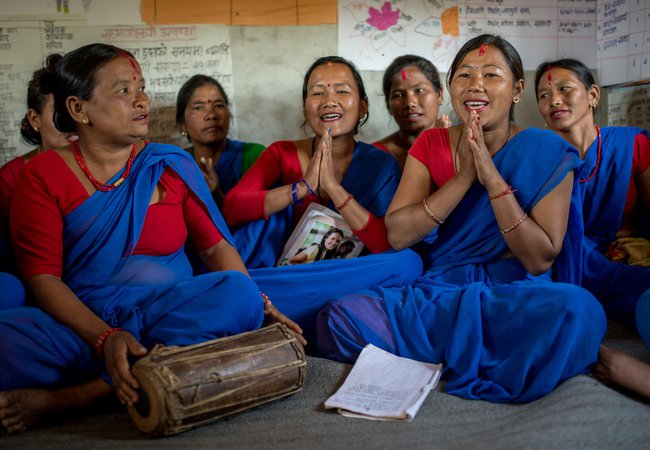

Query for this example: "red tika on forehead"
[120,51,140,80]
[545,65,553,81]
[478,43,488,56]
[401,68,407,80]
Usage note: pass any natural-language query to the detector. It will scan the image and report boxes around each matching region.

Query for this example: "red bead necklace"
[579,125,601,183]
[73,140,136,192]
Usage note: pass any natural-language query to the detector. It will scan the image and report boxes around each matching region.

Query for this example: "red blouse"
[626,133,650,217]
[0,156,26,239]
[408,128,456,188]
[10,150,222,280]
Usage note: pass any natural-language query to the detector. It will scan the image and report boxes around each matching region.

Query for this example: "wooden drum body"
[127,323,307,436]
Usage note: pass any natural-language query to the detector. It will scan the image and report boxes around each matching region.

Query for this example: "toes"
[4,421,27,434]
[0,391,15,408]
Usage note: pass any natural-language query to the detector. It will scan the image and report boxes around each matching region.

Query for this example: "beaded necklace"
[73,140,136,192]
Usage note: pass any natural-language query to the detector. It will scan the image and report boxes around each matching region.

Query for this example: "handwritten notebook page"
[324,344,442,422]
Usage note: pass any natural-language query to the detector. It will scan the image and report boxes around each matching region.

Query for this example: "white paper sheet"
[324,344,442,422]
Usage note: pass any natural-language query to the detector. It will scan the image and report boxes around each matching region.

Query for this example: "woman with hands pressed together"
[317,35,605,403]
[222,56,422,346]
[223,56,397,261]
[0,43,301,434]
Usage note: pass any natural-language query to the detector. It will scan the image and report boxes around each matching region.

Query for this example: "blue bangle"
[301,178,317,198]
[291,181,301,206]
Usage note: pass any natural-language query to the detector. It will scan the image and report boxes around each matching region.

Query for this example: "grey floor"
[3,321,650,450]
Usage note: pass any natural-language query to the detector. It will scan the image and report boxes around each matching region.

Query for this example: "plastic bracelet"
[95,327,123,356]
[500,213,528,234]
[336,194,354,211]
[261,292,271,304]
[422,198,444,225]
[291,181,302,206]
[489,185,517,201]
[300,178,317,198]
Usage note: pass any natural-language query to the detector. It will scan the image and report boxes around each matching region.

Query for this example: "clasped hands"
[301,128,341,200]
[456,110,504,190]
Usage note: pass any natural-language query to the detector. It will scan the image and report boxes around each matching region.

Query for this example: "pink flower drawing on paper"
[366,2,400,31]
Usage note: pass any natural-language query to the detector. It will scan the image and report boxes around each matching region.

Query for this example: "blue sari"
[579,127,650,327]
[0,143,263,390]
[0,272,24,310]
[230,141,423,346]
[213,139,265,194]
[317,129,606,402]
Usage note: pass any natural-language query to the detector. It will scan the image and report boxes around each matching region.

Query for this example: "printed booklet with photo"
[277,203,364,266]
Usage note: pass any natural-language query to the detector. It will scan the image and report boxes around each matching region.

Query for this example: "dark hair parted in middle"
[52,43,136,133]
[533,58,596,99]
[447,34,524,122]
[175,74,230,127]
[20,53,63,146]
[301,55,369,132]
[382,54,442,109]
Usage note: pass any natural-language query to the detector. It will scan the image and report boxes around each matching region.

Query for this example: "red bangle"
[336,194,354,211]
[261,292,271,304]
[95,327,123,356]
[489,185,517,201]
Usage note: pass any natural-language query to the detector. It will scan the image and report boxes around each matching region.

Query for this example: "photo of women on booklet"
[288,226,345,265]
[276,203,365,266]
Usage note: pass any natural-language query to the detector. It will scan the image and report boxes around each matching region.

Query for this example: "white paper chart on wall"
[607,83,650,132]
[0,22,233,165]
[337,0,597,72]
[597,0,650,87]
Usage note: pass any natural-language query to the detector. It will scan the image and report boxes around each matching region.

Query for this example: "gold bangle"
[422,198,444,225]
[500,213,528,234]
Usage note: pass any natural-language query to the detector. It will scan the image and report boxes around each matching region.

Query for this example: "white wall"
[229,24,605,147]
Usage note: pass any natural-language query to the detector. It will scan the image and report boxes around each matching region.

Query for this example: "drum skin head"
[128,364,168,434]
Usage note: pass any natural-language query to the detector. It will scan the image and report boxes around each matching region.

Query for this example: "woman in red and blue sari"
[316,35,606,403]
[0,43,301,434]
[221,56,422,347]
[535,58,650,400]
[0,54,76,304]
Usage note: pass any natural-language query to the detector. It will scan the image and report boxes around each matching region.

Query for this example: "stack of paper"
[324,344,442,422]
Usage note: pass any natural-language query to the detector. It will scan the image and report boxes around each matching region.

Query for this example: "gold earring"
[82,116,88,124]
[33,126,39,132]
[181,131,188,136]
[513,97,520,104]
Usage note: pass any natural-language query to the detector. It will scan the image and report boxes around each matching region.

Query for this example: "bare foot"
[594,344,650,400]
[0,378,112,434]
[0,389,57,434]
